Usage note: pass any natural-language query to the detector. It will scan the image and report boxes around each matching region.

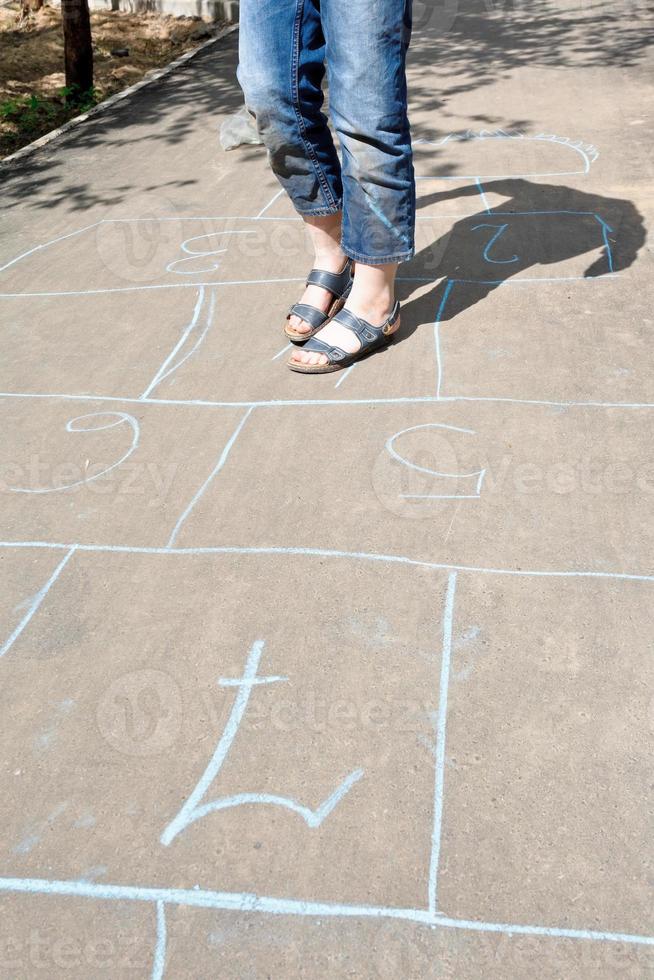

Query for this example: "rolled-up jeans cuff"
[295,201,343,217]
[342,244,415,265]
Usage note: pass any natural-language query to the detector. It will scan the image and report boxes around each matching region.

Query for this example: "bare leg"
[289,261,400,367]
[288,212,347,336]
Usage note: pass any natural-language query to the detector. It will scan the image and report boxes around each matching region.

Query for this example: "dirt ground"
[0,3,223,157]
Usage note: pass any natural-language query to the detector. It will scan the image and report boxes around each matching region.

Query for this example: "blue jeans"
[237,0,415,265]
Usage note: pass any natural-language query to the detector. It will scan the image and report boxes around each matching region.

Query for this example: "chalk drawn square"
[437,276,654,402]
[0,550,448,910]
[0,290,205,399]
[0,219,443,404]
[0,219,312,295]
[174,401,654,578]
[146,280,439,403]
[0,398,246,547]
[439,574,654,935]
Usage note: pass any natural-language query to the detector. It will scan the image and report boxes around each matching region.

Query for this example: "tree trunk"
[61,0,93,100]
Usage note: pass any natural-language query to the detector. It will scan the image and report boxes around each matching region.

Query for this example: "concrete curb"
[0,22,239,169]
[89,0,239,21]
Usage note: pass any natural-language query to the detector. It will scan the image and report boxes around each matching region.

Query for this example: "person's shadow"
[396,179,645,341]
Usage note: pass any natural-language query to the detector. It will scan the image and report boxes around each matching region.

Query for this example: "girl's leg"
[290,0,414,366]
[288,213,348,335]
[326,0,415,265]
[238,0,349,333]
[237,0,342,216]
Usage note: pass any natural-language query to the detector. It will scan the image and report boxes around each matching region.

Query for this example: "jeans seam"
[397,22,415,252]
[291,0,338,211]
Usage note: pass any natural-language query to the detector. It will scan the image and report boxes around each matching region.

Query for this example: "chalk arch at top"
[413,132,599,180]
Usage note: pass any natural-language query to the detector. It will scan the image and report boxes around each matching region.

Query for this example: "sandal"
[287,301,401,374]
[284,259,354,342]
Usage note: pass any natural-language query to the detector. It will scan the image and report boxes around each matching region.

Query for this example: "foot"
[289,287,399,367]
[288,250,348,337]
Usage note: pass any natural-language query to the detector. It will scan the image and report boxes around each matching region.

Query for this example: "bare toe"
[290,348,326,366]
[288,315,311,335]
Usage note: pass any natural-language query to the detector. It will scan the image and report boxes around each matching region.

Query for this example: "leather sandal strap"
[331,301,401,344]
[306,260,353,299]
[301,335,350,363]
[287,303,329,330]
[300,300,400,366]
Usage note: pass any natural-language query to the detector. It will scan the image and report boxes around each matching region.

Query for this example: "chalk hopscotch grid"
[2,569,651,947]
[1,565,652,957]
[0,199,621,407]
[0,169,652,971]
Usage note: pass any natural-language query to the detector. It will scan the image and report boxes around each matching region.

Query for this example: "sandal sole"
[287,328,397,374]
[287,360,342,375]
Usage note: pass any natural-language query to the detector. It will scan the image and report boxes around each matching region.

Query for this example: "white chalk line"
[401,494,481,500]
[161,640,362,846]
[255,190,285,219]
[165,407,254,548]
[0,541,652,584]
[8,213,484,224]
[475,178,492,215]
[0,273,619,300]
[0,877,650,946]
[160,639,266,845]
[385,423,485,500]
[7,412,139,495]
[415,170,587,180]
[0,278,307,299]
[151,901,166,980]
[271,343,293,361]
[149,292,216,388]
[428,572,457,915]
[2,391,654,411]
[140,287,207,399]
[334,364,356,389]
[0,546,76,658]
[434,280,454,399]
[0,222,104,275]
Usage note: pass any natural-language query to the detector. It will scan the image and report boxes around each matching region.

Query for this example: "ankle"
[313,247,347,272]
[348,284,395,321]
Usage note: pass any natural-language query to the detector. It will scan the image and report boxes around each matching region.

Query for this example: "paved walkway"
[0,2,653,976]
